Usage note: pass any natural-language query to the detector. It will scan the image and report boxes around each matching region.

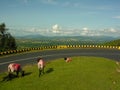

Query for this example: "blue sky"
[0,0,120,36]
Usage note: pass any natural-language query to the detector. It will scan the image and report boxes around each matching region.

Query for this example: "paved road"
[0,48,120,73]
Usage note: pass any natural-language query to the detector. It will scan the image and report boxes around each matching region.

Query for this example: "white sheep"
[8,63,24,78]
[37,58,45,77]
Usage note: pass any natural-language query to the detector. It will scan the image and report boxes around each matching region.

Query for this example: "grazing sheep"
[64,57,72,62]
[8,63,24,78]
[37,58,45,77]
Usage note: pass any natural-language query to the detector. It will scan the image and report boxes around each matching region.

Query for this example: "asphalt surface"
[0,48,120,73]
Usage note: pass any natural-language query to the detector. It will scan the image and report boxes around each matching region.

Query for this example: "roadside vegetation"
[104,39,120,46]
[0,23,17,52]
[15,38,105,49]
[0,56,120,90]
[16,38,120,50]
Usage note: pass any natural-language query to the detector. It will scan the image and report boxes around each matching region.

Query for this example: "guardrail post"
[118,46,120,49]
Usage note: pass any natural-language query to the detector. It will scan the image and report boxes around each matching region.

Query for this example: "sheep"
[64,57,72,62]
[37,58,45,77]
[8,63,24,78]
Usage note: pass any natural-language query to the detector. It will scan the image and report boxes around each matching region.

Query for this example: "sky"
[0,0,120,37]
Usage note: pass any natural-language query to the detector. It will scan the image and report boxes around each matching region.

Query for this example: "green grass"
[0,56,120,90]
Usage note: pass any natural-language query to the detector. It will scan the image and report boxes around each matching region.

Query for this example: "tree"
[0,23,8,35]
[0,23,17,51]
[0,23,7,48]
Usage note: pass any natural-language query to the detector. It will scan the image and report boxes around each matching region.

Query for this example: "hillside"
[104,39,120,46]
[16,35,117,42]
[15,35,119,49]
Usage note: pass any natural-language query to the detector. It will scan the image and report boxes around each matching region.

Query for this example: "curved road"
[0,48,120,73]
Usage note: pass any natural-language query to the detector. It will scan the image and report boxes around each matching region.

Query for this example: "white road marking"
[0,53,71,65]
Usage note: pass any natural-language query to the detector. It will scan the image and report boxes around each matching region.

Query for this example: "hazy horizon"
[1,0,120,37]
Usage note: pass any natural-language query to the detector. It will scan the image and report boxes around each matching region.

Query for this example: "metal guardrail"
[0,45,120,56]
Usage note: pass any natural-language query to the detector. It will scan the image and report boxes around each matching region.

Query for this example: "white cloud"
[103,28,117,33]
[41,0,57,5]
[62,1,70,7]
[113,16,120,19]
[20,0,31,4]
[28,28,37,32]
[23,0,28,4]
[81,27,89,36]
[73,3,80,7]
[60,29,77,36]
[100,28,120,37]
[96,5,113,10]
[9,25,120,37]
[62,1,80,8]
[109,28,117,33]
[52,24,61,33]
[82,27,88,31]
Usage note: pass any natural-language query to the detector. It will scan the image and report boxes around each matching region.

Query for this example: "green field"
[16,38,103,49]
[0,56,120,90]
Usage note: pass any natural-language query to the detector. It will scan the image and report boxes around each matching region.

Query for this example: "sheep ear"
[64,57,67,60]
[37,59,39,62]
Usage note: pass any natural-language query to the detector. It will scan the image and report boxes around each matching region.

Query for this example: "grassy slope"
[104,39,120,46]
[0,56,120,90]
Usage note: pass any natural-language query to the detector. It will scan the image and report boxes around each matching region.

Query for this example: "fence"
[0,45,120,56]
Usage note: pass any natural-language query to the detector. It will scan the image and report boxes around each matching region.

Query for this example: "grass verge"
[0,56,120,90]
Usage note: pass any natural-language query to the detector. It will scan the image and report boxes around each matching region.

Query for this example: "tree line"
[0,23,17,51]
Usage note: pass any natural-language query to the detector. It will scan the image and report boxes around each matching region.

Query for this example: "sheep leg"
[16,71,19,77]
[39,69,41,77]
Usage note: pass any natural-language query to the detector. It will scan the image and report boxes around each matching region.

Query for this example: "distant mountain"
[16,34,119,43]
[16,34,46,39]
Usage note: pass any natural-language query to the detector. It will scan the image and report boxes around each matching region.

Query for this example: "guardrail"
[0,45,120,56]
